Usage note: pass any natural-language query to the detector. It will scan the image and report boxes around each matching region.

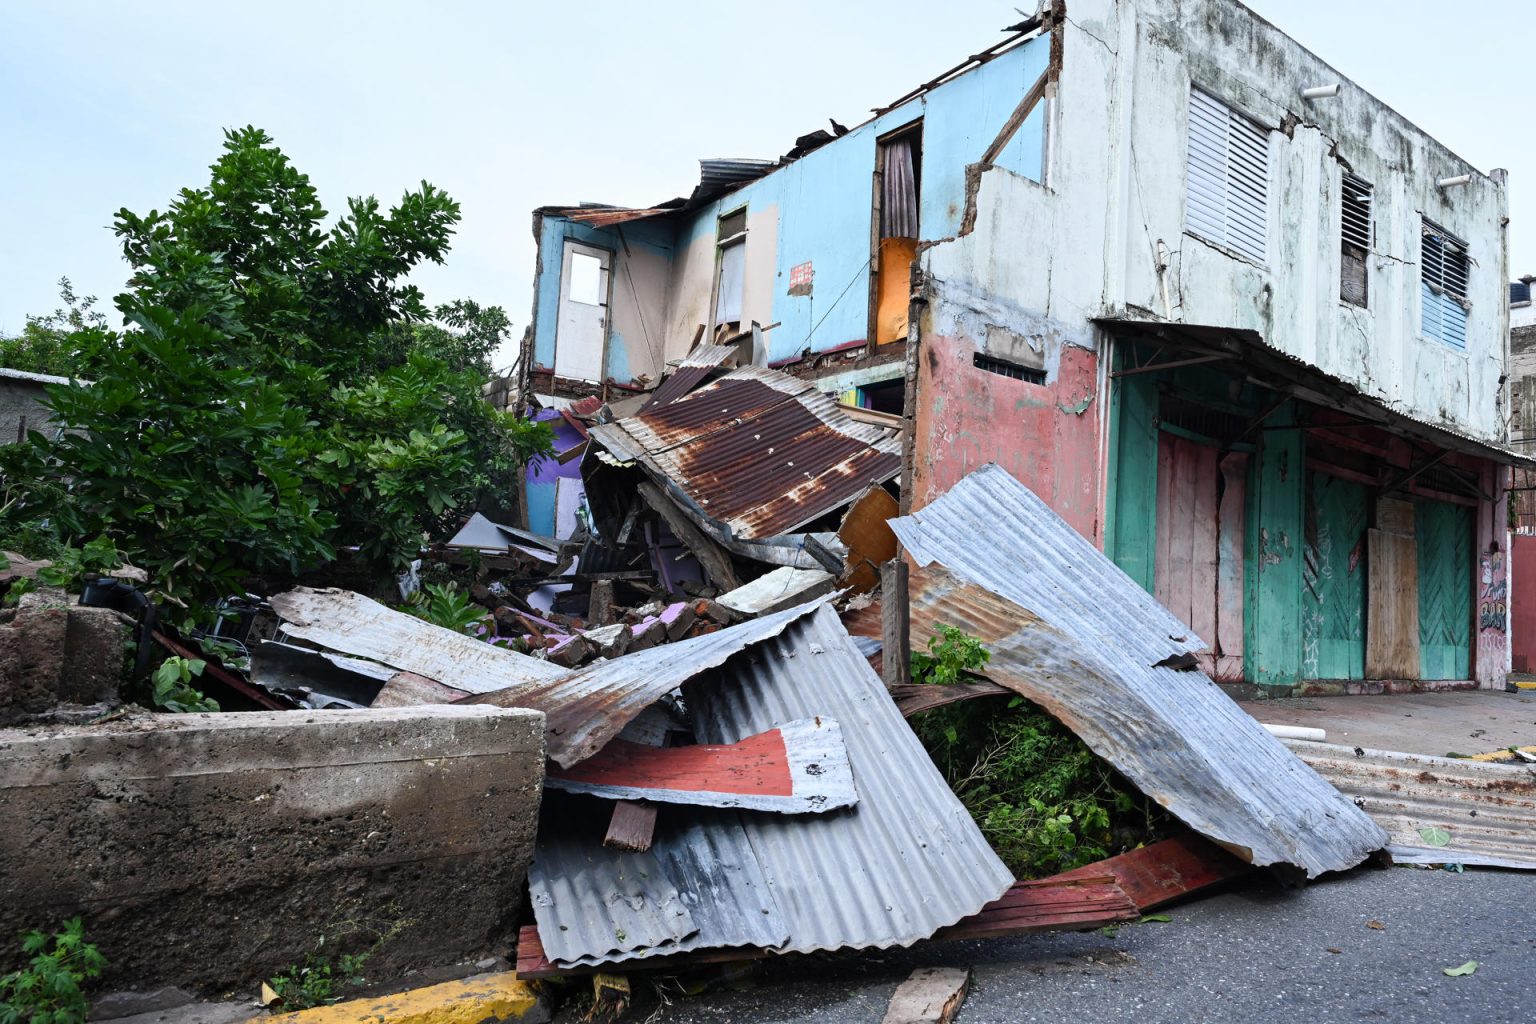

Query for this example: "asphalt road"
[625,866,1534,1024]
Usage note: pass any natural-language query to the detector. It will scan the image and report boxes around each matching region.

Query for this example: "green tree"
[0,278,107,378]
[0,127,550,618]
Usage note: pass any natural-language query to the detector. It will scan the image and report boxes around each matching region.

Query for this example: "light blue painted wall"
[530,32,1050,371]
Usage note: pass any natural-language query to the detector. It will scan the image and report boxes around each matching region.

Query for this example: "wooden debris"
[603,801,658,853]
[881,967,971,1024]
[1051,832,1250,911]
[371,671,470,707]
[881,560,910,688]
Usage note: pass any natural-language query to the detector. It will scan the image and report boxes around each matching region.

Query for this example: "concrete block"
[0,705,545,994]
[0,603,125,724]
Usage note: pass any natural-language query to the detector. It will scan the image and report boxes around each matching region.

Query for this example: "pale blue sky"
[2,2,1529,368]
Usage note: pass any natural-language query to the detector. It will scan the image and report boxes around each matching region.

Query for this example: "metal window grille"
[1186,89,1269,263]
[973,352,1045,384]
[1421,220,1470,349]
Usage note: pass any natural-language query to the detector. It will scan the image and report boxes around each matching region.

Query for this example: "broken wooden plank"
[928,875,1138,943]
[881,559,911,688]
[638,481,742,592]
[892,680,1010,717]
[1051,833,1251,911]
[603,801,658,853]
[838,486,900,594]
[882,967,970,1024]
[546,718,856,814]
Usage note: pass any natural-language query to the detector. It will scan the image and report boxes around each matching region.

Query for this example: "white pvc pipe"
[1300,84,1340,100]
[1261,723,1327,742]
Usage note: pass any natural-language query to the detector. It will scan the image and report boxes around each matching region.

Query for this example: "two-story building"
[520,0,1526,693]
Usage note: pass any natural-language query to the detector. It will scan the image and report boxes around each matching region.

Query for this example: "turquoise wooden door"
[1302,472,1368,680]
[1417,499,1473,680]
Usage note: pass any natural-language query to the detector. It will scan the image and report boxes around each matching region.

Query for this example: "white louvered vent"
[1186,88,1270,263]
[1421,220,1470,350]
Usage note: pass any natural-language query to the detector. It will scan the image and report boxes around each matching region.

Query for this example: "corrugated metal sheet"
[685,605,1015,954]
[462,596,833,768]
[545,718,858,814]
[269,587,565,693]
[589,366,902,540]
[1283,740,1536,870]
[890,467,1388,878]
[641,344,738,413]
[529,797,789,969]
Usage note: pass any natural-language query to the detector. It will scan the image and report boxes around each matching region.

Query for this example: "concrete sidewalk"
[1238,688,1536,756]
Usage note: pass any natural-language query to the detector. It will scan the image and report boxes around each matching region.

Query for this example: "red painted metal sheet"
[1051,833,1251,911]
[544,718,858,813]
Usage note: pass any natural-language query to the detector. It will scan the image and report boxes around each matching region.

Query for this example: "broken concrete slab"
[0,604,125,725]
[0,705,545,993]
[882,967,970,1024]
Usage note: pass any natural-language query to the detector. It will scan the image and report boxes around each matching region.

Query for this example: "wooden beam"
[637,481,741,592]
[980,68,1051,166]
[882,559,911,687]
[1109,353,1234,378]
[1382,449,1451,494]
[882,967,970,1024]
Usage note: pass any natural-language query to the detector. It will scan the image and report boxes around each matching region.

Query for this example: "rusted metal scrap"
[889,465,1388,879]
[546,718,856,814]
[587,365,902,542]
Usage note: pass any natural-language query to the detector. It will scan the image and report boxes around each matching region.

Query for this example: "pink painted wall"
[911,334,1102,544]
[1475,463,1511,687]
[1510,535,1536,676]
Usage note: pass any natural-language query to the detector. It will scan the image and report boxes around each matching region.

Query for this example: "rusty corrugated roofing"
[589,366,902,540]
[889,466,1388,878]
[640,343,738,412]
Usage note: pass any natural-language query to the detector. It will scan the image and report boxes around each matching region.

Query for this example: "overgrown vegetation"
[402,581,488,634]
[267,949,370,1011]
[0,127,552,625]
[0,918,106,1024]
[910,625,1166,878]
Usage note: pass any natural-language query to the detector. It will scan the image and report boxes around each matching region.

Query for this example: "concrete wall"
[0,373,59,444]
[0,706,544,993]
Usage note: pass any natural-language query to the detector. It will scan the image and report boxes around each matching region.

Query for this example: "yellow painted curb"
[1468,744,1536,762]
[254,971,543,1024]
[1514,680,1536,690]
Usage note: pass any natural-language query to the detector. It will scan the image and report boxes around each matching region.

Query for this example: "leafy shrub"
[402,582,487,634]
[916,696,1161,877]
[0,918,106,1024]
[911,623,990,684]
[150,656,219,713]
[34,537,122,591]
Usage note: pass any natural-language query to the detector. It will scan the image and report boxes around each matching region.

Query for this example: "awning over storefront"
[1094,317,1536,470]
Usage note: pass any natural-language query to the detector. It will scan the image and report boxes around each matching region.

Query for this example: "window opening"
[873,123,923,346]
[1421,220,1470,349]
[974,352,1046,384]
[567,251,603,306]
[713,207,747,335]
[1340,173,1372,307]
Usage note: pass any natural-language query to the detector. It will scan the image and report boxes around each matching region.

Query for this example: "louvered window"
[1421,221,1470,350]
[1185,88,1269,263]
[1340,174,1372,306]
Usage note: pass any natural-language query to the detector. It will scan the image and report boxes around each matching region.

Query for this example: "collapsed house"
[514,0,1529,696]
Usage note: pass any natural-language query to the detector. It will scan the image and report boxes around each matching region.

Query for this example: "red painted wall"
[1510,534,1536,675]
[911,334,1102,544]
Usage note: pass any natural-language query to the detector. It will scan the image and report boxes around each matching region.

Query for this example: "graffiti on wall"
[1479,551,1507,633]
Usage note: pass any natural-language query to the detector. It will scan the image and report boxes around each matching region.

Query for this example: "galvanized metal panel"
[529,798,790,969]
[269,587,566,693]
[1285,741,1536,870]
[890,468,1388,878]
[686,605,1015,953]
[641,344,738,412]
[545,718,858,814]
[462,596,833,768]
